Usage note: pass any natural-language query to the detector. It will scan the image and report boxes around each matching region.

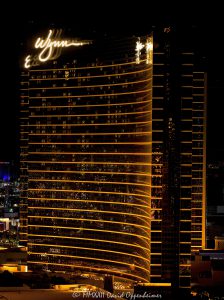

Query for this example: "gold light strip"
[29,110,151,118]
[27,215,150,230]
[27,261,147,282]
[28,78,151,90]
[29,178,151,188]
[29,67,151,81]
[28,206,151,219]
[29,88,152,99]
[28,243,150,263]
[28,169,151,177]
[28,188,150,198]
[27,235,150,252]
[29,197,149,208]
[28,251,150,273]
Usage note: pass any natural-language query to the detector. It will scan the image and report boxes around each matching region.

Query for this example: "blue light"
[3,175,10,181]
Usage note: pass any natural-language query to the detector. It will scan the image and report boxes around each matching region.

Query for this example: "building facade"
[19,28,207,294]
[150,29,207,293]
[20,31,153,282]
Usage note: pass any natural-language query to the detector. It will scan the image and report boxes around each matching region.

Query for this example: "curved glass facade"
[21,34,153,282]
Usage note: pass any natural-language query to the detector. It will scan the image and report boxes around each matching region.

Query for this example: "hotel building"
[19,28,206,294]
[20,32,153,282]
[151,30,207,292]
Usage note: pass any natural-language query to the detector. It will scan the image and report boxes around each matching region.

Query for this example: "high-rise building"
[207,161,224,247]
[20,31,153,283]
[150,29,207,293]
[19,27,207,295]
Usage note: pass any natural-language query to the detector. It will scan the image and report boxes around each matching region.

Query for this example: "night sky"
[0,2,223,165]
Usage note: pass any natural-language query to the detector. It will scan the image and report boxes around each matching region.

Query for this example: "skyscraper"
[150,29,207,293]
[19,27,207,295]
[20,30,153,282]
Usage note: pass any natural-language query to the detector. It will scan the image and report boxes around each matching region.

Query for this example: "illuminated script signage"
[24,29,91,68]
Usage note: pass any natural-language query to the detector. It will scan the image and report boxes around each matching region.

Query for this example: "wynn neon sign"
[24,29,91,68]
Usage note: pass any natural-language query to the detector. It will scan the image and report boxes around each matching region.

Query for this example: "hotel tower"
[19,28,206,294]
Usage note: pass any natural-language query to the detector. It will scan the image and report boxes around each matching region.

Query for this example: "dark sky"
[0,2,223,164]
